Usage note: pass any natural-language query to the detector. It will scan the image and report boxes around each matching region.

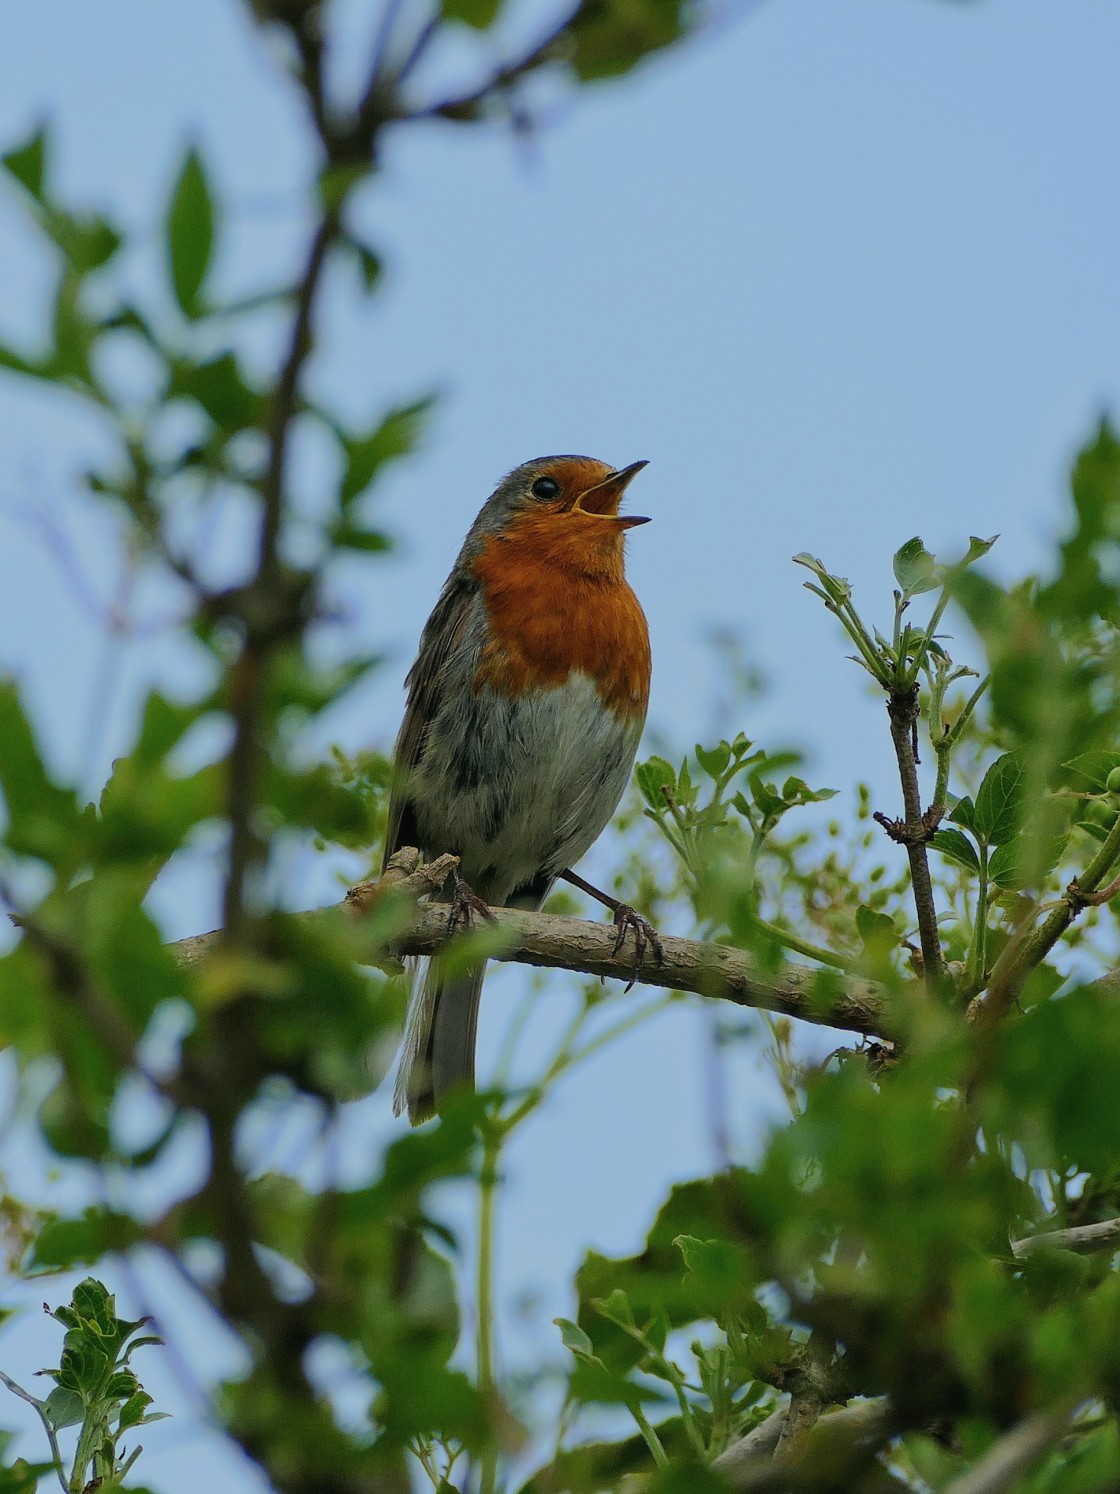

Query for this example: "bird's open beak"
[572,460,650,527]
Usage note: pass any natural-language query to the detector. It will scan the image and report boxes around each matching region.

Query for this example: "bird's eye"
[530,476,561,499]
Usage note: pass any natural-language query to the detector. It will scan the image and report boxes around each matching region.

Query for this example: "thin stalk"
[630,1404,670,1471]
[0,1372,68,1494]
[967,843,989,984]
[933,675,988,808]
[500,997,671,1133]
[748,914,863,974]
[477,1131,500,1494]
[904,585,954,685]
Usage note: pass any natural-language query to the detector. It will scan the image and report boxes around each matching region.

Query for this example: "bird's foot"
[446,867,496,939]
[610,904,665,992]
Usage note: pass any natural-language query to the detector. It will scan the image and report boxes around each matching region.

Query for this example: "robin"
[386,454,658,1123]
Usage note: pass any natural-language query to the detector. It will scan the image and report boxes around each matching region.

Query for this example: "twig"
[407,7,579,123]
[970,807,1120,1024]
[0,1369,69,1494]
[882,684,945,988]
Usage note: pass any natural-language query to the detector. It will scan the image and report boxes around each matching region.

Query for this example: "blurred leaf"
[569,0,699,81]
[339,396,434,507]
[855,903,897,955]
[1,125,47,198]
[0,679,85,870]
[442,0,502,26]
[166,146,216,316]
[29,1208,144,1273]
[344,234,382,291]
[169,351,262,431]
[555,1318,598,1361]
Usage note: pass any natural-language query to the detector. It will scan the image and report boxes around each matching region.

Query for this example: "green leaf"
[1,126,47,199]
[117,1391,153,1430]
[694,741,731,779]
[974,750,1027,845]
[893,536,940,595]
[855,904,897,953]
[555,1317,598,1361]
[1063,750,1120,792]
[929,827,980,873]
[963,534,998,566]
[43,1387,84,1431]
[948,794,977,833]
[636,756,676,810]
[594,1289,636,1330]
[792,552,853,605]
[442,0,502,26]
[166,147,216,316]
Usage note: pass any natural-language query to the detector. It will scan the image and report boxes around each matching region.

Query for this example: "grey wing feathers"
[383,571,476,869]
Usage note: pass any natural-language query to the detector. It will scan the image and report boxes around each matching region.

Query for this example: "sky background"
[1,0,1119,1488]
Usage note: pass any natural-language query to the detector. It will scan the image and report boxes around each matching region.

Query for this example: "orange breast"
[471,512,651,721]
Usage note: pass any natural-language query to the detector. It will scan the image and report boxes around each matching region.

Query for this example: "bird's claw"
[610,904,664,992]
[446,868,496,939]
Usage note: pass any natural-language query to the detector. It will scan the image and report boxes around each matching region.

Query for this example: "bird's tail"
[393,959,486,1124]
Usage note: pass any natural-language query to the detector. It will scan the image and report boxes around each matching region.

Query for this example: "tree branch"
[882,683,945,988]
[942,1400,1080,1494]
[711,1397,894,1491]
[970,806,1120,1024]
[1012,1216,1120,1258]
[166,853,890,1041]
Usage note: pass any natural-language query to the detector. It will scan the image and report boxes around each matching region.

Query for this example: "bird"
[385,454,656,1123]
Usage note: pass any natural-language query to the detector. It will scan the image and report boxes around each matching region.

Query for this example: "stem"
[630,1404,670,1471]
[477,1131,500,1494]
[748,914,862,974]
[885,687,945,988]
[967,843,989,983]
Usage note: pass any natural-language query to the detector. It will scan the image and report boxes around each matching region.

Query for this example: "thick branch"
[942,1400,1080,1494]
[711,1397,893,1491]
[168,853,889,1041]
[1012,1216,1120,1259]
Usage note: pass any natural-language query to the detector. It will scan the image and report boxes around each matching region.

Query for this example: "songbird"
[386,455,655,1122]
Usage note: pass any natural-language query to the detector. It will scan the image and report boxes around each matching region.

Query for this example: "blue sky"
[1,1,1119,1488]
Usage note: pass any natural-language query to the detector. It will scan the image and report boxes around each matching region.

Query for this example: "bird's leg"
[446,864,496,938]
[560,868,664,991]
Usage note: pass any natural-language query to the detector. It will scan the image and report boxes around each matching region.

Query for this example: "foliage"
[0,1278,165,1493]
[0,4,1119,1494]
